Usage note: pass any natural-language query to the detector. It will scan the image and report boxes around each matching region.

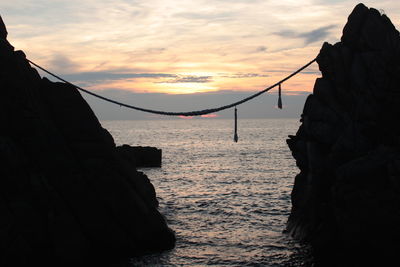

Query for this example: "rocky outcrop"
[0,16,175,266]
[116,145,162,168]
[287,4,400,266]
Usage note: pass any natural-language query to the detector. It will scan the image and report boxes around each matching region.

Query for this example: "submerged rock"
[0,16,175,266]
[287,3,400,266]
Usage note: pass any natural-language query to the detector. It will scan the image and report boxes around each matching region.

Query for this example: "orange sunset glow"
[2,0,399,97]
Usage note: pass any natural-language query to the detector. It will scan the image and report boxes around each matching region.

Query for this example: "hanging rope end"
[278,83,283,109]
[278,97,282,109]
[233,107,239,142]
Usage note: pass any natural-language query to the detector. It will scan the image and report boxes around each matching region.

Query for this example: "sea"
[101,118,312,267]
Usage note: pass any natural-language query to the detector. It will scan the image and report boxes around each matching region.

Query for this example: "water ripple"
[102,118,312,266]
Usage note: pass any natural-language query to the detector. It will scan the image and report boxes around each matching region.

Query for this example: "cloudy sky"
[1,0,399,119]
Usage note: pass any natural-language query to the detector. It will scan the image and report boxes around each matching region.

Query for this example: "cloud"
[38,69,179,88]
[311,0,348,4]
[264,70,320,75]
[298,25,337,44]
[61,71,177,83]
[49,54,79,72]
[7,0,397,99]
[254,46,267,53]
[156,72,270,84]
[274,25,336,45]
[175,11,236,21]
[223,73,269,78]
[145,47,167,54]
[159,75,213,83]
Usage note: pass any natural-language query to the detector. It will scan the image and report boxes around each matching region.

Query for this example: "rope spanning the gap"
[27,58,317,116]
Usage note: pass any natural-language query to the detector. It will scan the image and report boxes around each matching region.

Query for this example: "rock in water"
[287,3,400,266]
[116,145,162,168]
[0,16,175,266]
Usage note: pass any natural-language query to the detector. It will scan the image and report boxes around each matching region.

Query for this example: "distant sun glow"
[178,114,218,119]
[201,114,218,118]
[157,83,218,94]
[179,115,194,119]
[2,0,399,96]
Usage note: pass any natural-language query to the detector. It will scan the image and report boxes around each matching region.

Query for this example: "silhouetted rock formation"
[287,3,400,266]
[116,145,162,168]
[0,16,175,266]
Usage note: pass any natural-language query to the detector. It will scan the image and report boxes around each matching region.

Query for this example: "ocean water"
[101,118,311,266]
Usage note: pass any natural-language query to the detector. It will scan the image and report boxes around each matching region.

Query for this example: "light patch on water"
[101,118,312,266]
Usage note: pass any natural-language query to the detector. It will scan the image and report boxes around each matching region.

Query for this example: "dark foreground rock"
[116,145,162,168]
[0,16,175,266]
[287,3,400,266]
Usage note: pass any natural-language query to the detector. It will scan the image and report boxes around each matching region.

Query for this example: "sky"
[1,0,399,119]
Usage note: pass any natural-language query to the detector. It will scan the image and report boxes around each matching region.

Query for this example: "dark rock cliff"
[0,16,175,266]
[287,3,400,266]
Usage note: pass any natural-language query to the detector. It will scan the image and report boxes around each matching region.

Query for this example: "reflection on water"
[102,118,312,266]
